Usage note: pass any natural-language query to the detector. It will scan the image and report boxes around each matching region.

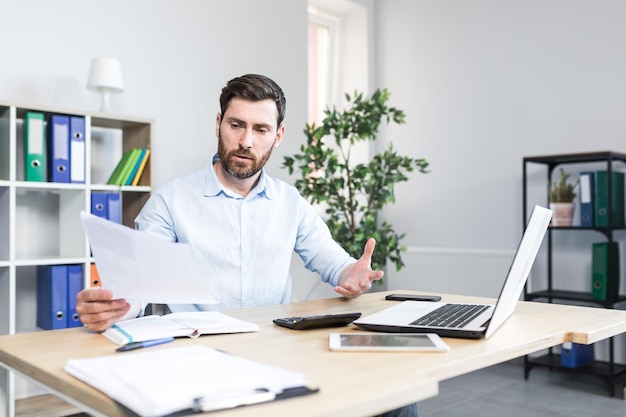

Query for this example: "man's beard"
[217,134,275,180]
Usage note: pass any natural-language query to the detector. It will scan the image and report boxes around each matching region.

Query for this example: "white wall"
[374,0,626,281]
[374,0,626,362]
[0,0,307,188]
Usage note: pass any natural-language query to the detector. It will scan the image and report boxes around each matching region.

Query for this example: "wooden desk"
[2,290,626,417]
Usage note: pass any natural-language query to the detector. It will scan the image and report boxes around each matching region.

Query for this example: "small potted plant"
[549,167,577,226]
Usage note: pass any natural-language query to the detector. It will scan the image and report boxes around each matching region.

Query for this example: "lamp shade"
[86,57,124,93]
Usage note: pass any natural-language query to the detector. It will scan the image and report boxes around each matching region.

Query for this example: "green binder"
[122,148,146,185]
[591,241,619,301]
[24,112,46,182]
[117,148,143,185]
[594,170,625,228]
[107,149,139,185]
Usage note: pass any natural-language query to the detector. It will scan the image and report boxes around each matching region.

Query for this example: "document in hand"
[80,211,217,304]
[65,345,317,417]
[103,311,260,345]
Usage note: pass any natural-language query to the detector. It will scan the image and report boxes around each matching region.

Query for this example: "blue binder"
[91,192,108,219]
[47,115,70,183]
[561,342,594,368]
[107,193,122,224]
[70,116,86,184]
[67,265,84,328]
[37,265,68,330]
[579,171,594,227]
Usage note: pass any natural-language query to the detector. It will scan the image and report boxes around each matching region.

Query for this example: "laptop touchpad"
[383,301,442,324]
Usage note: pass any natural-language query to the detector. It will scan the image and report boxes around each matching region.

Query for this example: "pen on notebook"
[115,337,175,352]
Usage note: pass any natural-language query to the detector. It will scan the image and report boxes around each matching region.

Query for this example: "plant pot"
[550,202,575,226]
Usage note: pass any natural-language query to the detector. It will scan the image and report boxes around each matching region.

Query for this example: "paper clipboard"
[65,345,318,416]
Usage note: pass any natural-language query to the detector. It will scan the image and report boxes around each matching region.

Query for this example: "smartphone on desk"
[385,294,441,302]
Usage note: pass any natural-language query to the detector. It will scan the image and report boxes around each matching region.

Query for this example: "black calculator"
[273,312,362,330]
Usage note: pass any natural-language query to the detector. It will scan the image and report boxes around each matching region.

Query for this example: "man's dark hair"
[220,74,287,127]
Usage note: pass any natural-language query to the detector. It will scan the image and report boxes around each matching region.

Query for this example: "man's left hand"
[335,238,384,298]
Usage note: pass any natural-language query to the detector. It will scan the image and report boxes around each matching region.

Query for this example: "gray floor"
[417,358,625,417]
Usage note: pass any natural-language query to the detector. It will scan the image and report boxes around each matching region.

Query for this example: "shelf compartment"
[13,107,71,183]
[14,264,86,334]
[121,190,151,228]
[526,289,626,305]
[525,352,626,396]
[90,120,151,187]
[14,188,86,261]
[524,151,626,166]
[90,125,123,185]
[15,266,38,333]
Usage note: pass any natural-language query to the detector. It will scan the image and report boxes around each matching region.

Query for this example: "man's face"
[216,97,284,179]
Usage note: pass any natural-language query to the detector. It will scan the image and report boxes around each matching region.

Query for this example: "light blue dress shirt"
[135,160,355,313]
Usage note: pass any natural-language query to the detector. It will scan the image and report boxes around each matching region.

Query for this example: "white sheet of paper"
[80,211,217,304]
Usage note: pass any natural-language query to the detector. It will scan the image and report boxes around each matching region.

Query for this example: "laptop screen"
[484,205,552,338]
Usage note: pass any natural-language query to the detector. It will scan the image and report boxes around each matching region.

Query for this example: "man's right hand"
[75,288,131,332]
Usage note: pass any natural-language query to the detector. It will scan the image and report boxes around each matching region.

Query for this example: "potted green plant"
[282,89,429,276]
[549,167,577,226]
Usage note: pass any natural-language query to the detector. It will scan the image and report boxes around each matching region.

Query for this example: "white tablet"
[328,332,450,352]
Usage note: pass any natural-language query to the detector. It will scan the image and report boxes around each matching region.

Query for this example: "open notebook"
[102,311,260,345]
[354,205,552,339]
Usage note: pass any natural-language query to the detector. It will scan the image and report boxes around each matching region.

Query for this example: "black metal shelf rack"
[522,151,626,396]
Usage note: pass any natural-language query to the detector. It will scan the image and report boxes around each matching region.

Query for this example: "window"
[308,13,336,126]
[308,0,370,126]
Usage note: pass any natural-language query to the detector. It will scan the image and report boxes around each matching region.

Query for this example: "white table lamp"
[86,57,125,112]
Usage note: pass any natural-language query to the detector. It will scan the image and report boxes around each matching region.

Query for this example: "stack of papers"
[65,345,315,417]
[80,211,218,304]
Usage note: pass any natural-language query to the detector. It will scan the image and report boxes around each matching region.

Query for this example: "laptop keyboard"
[410,304,490,328]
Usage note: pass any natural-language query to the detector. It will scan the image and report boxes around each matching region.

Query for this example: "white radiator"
[385,247,517,298]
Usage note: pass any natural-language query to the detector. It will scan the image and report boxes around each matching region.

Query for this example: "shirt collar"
[205,154,272,200]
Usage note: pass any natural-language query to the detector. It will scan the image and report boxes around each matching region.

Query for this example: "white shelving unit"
[0,100,153,416]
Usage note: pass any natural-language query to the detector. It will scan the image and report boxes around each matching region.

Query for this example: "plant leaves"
[281,89,430,272]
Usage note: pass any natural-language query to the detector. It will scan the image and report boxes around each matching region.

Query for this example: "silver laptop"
[354,205,552,339]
